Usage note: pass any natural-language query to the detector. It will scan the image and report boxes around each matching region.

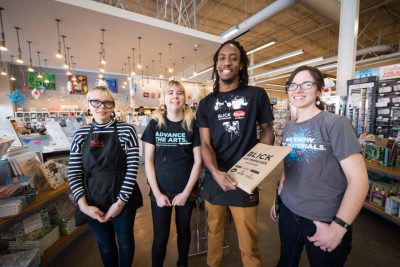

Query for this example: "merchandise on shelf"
[376,79,400,139]
[272,99,290,145]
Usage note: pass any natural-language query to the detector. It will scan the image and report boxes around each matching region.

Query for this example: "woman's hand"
[80,204,106,223]
[172,192,189,206]
[155,193,171,207]
[307,221,347,252]
[104,200,125,221]
[270,204,278,221]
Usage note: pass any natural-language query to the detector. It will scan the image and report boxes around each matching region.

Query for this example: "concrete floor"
[45,165,400,267]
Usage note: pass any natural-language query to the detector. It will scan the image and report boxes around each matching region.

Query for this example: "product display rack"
[364,161,400,226]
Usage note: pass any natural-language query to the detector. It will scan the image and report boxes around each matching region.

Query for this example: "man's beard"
[220,75,238,85]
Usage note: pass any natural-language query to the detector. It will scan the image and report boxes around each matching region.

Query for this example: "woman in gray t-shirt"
[270,66,369,267]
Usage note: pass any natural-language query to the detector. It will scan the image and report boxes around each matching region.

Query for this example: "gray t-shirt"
[281,111,362,221]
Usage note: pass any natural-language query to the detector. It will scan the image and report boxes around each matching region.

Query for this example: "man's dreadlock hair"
[212,39,249,94]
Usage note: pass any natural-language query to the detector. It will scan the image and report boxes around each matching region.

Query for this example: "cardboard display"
[227,143,291,194]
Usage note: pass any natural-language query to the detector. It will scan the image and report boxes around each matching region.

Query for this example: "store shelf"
[363,201,400,226]
[365,161,400,180]
[41,225,88,263]
[0,183,69,227]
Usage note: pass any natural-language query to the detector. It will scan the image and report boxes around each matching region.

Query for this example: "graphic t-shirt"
[141,118,200,198]
[281,111,362,221]
[196,86,274,206]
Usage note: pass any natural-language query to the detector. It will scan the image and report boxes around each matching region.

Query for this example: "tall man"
[196,40,275,267]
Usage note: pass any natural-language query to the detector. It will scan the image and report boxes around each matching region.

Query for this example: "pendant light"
[44,59,49,84]
[127,56,131,79]
[131,48,136,76]
[181,57,186,81]
[27,41,34,72]
[72,62,77,84]
[141,70,144,87]
[98,52,104,73]
[0,51,7,75]
[61,35,68,68]
[121,68,125,88]
[100,29,106,65]
[55,19,63,59]
[0,7,7,51]
[193,48,197,75]
[14,27,23,64]
[146,65,149,84]
[152,59,155,79]
[159,52,163,78]
[9,55,15,81]
[36,51,43,79]
[66,47,72,75]
[136,36,142,69]
[168,43,173,73]
[124,63,128,85]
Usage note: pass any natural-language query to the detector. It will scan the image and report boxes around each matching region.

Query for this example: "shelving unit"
[364,161,400,225]
[0,182,86,263]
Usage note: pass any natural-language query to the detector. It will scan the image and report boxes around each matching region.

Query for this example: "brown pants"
[205,201,262,267]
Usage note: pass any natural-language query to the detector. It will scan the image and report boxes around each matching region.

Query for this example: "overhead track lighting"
[248,49,304,70]
[14,27,23,64]
[0,7,7,51]
[247,40,276,55]
[55,19,63,59]
[252,57,324,79]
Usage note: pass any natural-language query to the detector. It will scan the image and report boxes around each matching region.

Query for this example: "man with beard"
[196,40,275,267]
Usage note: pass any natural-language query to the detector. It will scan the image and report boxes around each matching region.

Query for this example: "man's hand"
[213,171,237,191]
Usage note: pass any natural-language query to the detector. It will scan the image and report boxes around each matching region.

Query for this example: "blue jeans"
[151,200,194,267]
[277,203,352,267]
[87,210,136,267]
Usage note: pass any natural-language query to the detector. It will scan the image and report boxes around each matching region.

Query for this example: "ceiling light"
[9,55,15,81]
[248,49,303,70]
[0,7,7,51]
[36,51,43,79]
[61,35,68,68]
[27,41,35,72]
[159,52,163,78]
[222,25,239,39]
[100,29,106,65]
[44,59,49,83]
[14,27,23,64]
[181,56,185,81]
[193,47,198,75]
[247,40,276,55]
[254,74,290,84]
[137,36,142,69]
[252,57,324,79]
[55,19,63,59]
[0,51,6,75]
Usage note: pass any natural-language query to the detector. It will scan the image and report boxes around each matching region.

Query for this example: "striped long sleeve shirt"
[67,118,139,203]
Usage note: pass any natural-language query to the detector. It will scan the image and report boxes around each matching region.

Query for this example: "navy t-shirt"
[141,118,200,199]
[196,86,274,206]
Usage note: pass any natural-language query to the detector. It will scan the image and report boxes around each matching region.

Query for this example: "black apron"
[76,121,142,224]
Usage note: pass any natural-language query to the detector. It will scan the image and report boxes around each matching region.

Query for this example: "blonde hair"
[86,85,115,102]
[152,80,194,132]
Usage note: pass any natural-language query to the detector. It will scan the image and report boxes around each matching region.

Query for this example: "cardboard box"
[227,143,291,194]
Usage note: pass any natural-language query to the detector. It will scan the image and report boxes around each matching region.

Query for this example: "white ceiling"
[0,0,224,81]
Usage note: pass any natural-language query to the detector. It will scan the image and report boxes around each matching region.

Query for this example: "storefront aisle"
[44,165,400,267]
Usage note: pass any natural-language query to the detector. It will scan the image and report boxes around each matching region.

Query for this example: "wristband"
[332,216,351,230]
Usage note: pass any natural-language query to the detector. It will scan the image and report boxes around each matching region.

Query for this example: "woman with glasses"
[141,80,202,267]
[68,83,143,267]
[270,66,368,267]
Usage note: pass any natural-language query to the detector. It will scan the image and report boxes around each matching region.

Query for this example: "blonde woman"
[142,80,202,267]
[68,84,143,267]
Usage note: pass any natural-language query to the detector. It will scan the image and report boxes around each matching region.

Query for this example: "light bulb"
[66,70,72,76]
[159,74,163,78]
[98,73,104,79]
[1,70,7,76]
[99,68,105,73]
[0,46,7,51]
[56,53,63,59]
[122,85,126,89]
[136,64,142,69]
[193,71,197,75]
[10,76,16,81]
[63,63,69,69]
[123,81,127,85]
[45,79,50,84]
[28,66,34,72]
[37,73,43,79]
[131,71,136,76]
[168,68,174,73]
[100,59,106,65]
[16,58,23,64]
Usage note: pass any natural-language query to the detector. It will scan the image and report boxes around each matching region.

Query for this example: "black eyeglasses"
[89,99,115,109]
[286,81,317,91]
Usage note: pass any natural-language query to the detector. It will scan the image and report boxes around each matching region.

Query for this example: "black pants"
[151,200,195,267]
[277,203,352,267]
